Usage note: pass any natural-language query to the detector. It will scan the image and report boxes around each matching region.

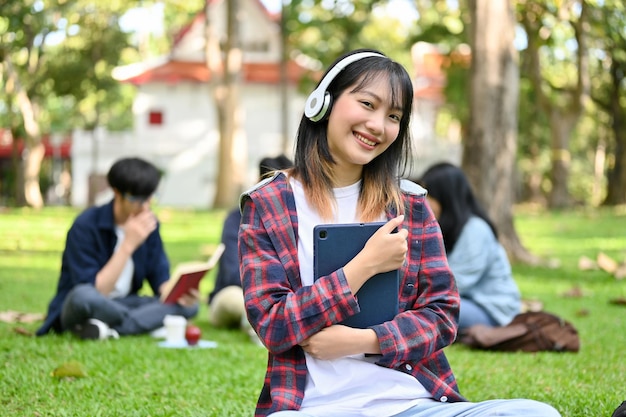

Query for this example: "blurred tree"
[407,0,532,262]
[516,76,551,205]
[0,1,69,207]
[151,0,205,57]
[208,0,245,209]
[465,0,534,263]
[0,0,135,207]
[408,0,470,146]
[518,0,591,209]
[587,1,626,205]
[283,0,412,92]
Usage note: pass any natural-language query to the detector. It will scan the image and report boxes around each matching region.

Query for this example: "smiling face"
[326,74,403,187]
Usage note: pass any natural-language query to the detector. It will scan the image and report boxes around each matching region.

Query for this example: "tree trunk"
[279,1,290,154]
[520,0,589,209]
[23,143,46,208]
[4,57,44,208]
[466,0,538,264]
[9,127,26,206]
[547,109,578,208]
[603,58,626,205]
[207,0,245,209]
[524,143,546,204]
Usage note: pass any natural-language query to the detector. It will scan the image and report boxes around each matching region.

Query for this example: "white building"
[72,0,309,208]
[71,0,459,208]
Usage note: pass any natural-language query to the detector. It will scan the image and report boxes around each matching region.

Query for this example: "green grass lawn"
[1,204,625,416]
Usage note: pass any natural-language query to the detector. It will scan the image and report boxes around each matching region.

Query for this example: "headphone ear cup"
[305,52,385,122]
[309,92,332,122]
[318,92,333,122]
[304,88,325,121]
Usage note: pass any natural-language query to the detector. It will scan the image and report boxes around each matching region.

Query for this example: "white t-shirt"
[290,178,432,417]
[108,226,134,299]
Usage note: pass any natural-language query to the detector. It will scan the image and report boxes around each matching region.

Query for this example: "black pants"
[60,284,198,335]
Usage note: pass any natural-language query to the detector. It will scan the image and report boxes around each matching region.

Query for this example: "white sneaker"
[75,318,119,340]
[150,326,167,339]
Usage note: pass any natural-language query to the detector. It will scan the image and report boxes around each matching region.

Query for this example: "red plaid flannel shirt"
[239,173,465,416]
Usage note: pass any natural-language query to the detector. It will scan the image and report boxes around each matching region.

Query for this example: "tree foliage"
[1,0,624,210]
[283,0,416,91]
[1,0,137,133]
[0,0,138,206]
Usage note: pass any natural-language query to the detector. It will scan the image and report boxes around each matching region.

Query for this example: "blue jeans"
[268,399,561,417]
[458,297,498,333]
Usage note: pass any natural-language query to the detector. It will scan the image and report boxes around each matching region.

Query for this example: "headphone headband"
[304,51,386,122]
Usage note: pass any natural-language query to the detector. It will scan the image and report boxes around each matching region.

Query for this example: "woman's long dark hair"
[418,162,497,253]
[291,49,414,221]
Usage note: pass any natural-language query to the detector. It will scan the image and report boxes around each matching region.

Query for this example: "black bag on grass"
[460,311,580,353]
[612,401,626,417]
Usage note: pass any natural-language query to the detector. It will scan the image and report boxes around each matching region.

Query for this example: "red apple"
[185,324,202,346]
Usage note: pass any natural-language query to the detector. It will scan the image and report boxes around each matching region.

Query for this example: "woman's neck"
[331,165,363,188]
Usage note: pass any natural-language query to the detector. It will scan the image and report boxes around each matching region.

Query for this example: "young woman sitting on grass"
[417,162,522,335]
[238,49,561,417]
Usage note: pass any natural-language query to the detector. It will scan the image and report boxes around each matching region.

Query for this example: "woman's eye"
[360,100,373,108]
[389,114,401,122]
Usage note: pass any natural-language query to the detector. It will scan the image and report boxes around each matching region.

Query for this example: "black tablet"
[313,222,399,328]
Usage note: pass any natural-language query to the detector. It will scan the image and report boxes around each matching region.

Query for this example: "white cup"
[163,315,187,343]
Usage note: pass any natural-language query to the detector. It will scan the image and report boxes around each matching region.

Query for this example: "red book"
[160,243,225,304]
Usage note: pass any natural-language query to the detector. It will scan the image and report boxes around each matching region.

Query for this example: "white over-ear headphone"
[304,51,386,122]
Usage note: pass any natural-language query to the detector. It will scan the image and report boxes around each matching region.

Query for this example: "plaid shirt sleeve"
[241,174,365,414]
[240,176,360,353]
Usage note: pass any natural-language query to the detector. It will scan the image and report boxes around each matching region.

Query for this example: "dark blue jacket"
[36,201,170,335]
[208,207,242,304]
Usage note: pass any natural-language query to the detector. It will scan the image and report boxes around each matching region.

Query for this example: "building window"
[149,111,163,125]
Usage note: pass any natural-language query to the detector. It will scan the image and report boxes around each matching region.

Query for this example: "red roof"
[173,1,280,47]
[121,1,298,87]
[0,130,71,159]
[119,60,309,85]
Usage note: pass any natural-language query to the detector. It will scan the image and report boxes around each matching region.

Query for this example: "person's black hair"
[107,157,162,198]
[418,162,497,253]
[292,48,414,220]
[259,154,293,179]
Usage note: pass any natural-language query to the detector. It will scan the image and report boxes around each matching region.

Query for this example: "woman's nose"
[366,109,388,135]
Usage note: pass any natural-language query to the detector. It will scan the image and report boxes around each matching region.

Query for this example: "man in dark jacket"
[37,157,198,339]
[208,155,292,342]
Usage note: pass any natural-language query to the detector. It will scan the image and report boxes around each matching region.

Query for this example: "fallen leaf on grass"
[597,252,618,274]
[0,310,45,324]
[615,264,626,280]
[51,361,88,379]
[13,326,34,336]
[609,297,626,306]
[577,256,597,271]
[561,286,586,298]
[520,299,544,313]
[575,308,590,317]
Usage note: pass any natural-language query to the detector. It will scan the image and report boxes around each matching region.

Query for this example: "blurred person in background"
[417,161,521,335]
[37,157,199,340]
[208,154,293,344]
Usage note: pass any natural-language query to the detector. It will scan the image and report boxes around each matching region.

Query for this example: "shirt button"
[404,364,412,371]
[440,396,448,402]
